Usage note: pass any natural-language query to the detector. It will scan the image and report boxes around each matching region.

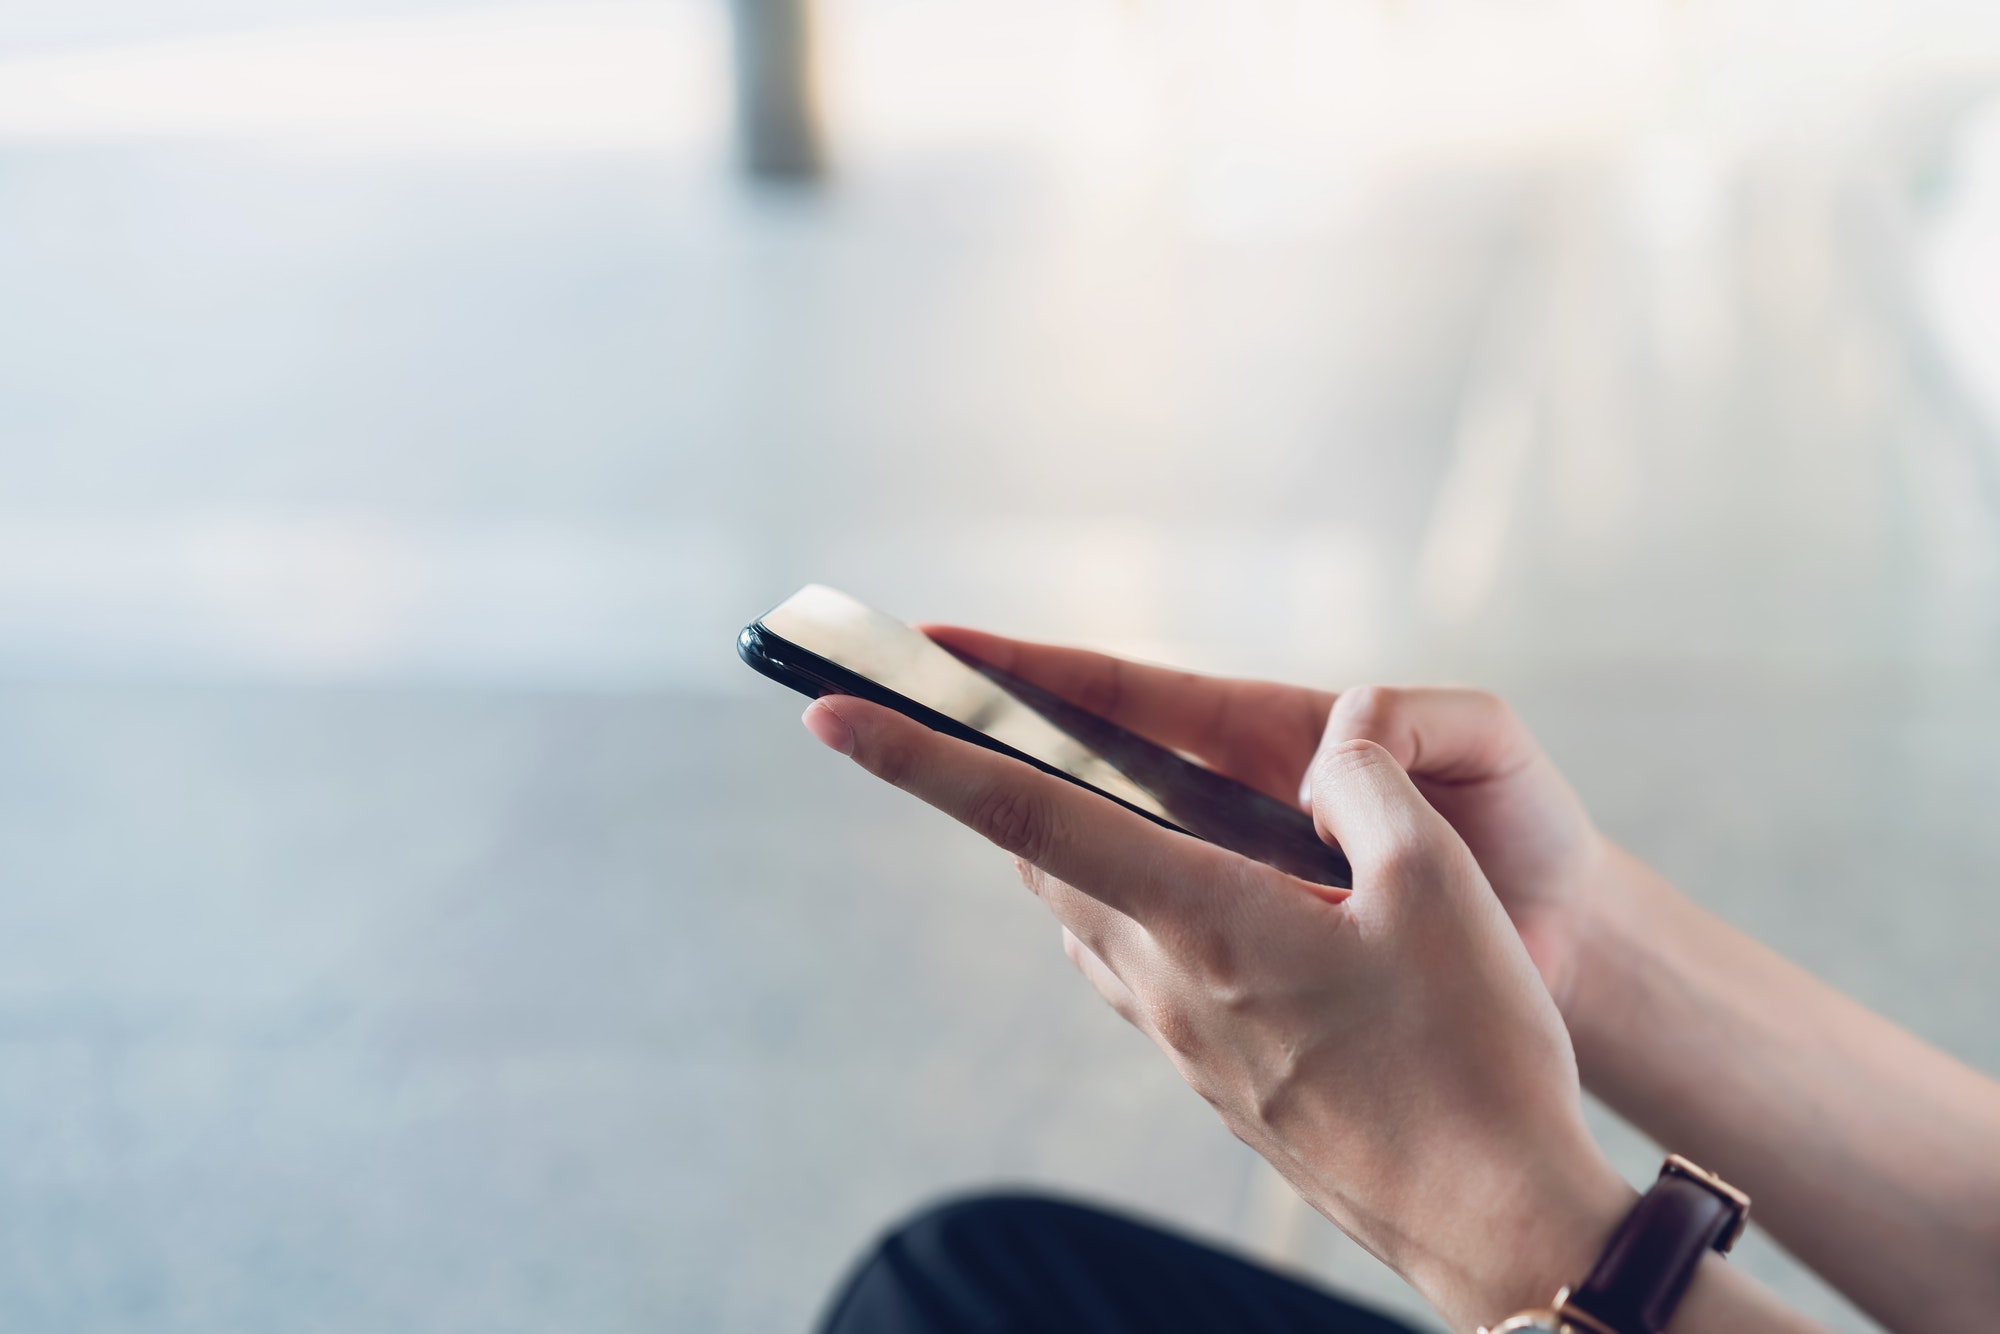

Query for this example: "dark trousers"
[816,1193,1425,1334]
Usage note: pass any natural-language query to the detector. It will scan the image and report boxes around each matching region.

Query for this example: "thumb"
[1306,738,1462,887]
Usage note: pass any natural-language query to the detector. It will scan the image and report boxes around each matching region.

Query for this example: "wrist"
[1465,1158,1792,1334]
[1558,840,1671,1056]
[1405,1146,1636,1332]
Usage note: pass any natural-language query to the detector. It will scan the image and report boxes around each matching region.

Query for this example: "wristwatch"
[1477,1155,1750,1334]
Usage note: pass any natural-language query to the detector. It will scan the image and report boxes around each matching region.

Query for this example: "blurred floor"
[4,3,2000,1331]
[5,667,1998,1333]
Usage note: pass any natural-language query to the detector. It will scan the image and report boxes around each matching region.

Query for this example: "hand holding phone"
[739,585,1351,888]
[768,604,1629,1334]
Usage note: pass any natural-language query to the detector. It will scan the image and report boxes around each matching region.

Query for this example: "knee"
[871,1190,1081,1262]
[817,1191,1090,1334]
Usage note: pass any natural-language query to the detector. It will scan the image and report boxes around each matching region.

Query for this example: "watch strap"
[1561,1156,1750,1334]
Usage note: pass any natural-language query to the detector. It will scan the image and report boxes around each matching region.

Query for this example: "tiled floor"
[4,6,2000,1330]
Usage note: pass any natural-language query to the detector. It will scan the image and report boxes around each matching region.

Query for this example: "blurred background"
[3,0,2000,1329]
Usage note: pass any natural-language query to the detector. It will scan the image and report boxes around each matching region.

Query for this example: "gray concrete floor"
[4,9,2000,1330]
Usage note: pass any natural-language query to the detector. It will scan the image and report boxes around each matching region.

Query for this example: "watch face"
[1479,1315,1563,1333]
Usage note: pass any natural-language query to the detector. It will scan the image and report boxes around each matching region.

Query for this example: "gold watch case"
[1477,1313,1565,1333]
[1476,1288,1620,1334]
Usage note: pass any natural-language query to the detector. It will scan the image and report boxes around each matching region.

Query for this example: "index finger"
[803,693,1255,928]
[918,624,1336,804]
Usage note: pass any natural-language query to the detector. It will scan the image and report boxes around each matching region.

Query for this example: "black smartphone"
[738,585,1351,890]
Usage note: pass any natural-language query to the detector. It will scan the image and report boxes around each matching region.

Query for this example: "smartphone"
[738,585,1351,890]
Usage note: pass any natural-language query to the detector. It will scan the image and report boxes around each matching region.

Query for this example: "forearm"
[1567,845,2000,1332]
[1669,1253,1828,1334]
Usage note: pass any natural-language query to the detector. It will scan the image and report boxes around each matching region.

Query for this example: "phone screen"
[744,585,1351,890]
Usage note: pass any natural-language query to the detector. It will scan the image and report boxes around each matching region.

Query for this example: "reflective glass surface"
[759,584,1171,820]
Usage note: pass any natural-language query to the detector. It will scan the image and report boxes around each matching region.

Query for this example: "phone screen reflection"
[756,584,1351,890]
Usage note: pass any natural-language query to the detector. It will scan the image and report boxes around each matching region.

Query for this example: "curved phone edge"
[736,616,1195,841]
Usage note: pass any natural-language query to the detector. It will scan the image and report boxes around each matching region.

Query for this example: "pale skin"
[799,625,2000,1334]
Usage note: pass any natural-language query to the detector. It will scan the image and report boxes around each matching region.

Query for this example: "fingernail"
[802,700,855,756]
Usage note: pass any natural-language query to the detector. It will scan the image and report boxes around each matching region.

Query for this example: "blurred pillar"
[729,0,826,181]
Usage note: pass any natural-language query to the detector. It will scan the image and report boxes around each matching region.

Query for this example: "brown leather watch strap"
[1562,1156,1750,1334]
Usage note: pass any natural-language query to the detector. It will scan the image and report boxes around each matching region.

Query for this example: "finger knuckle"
[1457,686,1522,737]
[1321,735,1394,775]
[1331,683,1400,735]
[968,786,1055,863]
[1145,999,1203,1058]
[1154,918,1247,1003]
